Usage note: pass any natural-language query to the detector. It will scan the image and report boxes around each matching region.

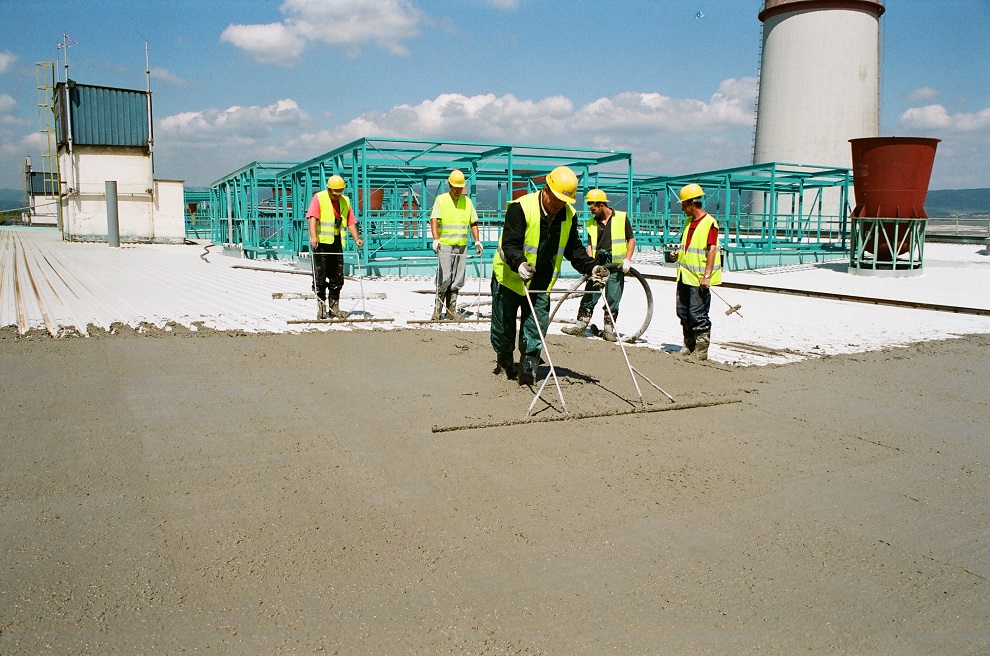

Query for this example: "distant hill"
[926,188,990,218]
[0,188,26,211]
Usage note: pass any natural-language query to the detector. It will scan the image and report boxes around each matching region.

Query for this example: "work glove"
[432,239,441,254]
[517,261,536,281]
[591,265,609,287]
[475,242,484,256]
[621,259,631,273]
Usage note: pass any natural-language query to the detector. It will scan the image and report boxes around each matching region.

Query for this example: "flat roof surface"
[2,226,989,366]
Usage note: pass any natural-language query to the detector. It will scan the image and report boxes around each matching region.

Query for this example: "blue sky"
[1,0,988,192]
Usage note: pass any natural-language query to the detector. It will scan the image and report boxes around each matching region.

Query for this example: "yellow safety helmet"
[678,183,704,203]
[448,169,466,188]
[327,175,346,191]
[545,166,578,204]
[585,188,608,204]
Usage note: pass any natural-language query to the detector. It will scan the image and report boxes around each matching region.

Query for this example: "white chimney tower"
[753,0,885,169]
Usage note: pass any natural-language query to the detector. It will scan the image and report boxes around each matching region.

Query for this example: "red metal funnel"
[850,137,940,260]
[850,137,940,220]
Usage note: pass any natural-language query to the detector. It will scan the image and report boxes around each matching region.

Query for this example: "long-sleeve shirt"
[500,199,597,291]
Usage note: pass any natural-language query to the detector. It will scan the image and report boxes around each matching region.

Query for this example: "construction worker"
[307,175,364,320]
[430,169,483,321]
[672,183,721,360]
[490,166,609,384]
[561,189,636,342]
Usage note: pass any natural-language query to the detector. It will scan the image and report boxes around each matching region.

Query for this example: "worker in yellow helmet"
[429,169,483,321]
[671,183,721,360]
[306,175,364,320]
[560,189,636,342]
[490,166,609,384]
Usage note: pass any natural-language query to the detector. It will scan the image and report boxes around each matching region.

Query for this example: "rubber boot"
[446,291,465,321]
[693,331,711,361]
[317,299,327,320]
[602,315,618,343]
[561,309,592,337]
[431,296,443,321]
[518,354,540,385]
[495,352,516,380]
[678,327,696,356]
[329,299,348,320]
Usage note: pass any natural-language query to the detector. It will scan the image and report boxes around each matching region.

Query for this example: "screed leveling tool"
[711,288,743,317]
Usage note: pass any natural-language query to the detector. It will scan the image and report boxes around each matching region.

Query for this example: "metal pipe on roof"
[106,181,120,248]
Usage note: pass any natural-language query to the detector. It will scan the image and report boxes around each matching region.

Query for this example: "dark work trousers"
[675,280,712,334]
[313,241,344,303]
[578,269,624,321]
[489,276,551,358]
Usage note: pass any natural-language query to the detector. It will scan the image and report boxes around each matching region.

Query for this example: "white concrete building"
[55,81,184,243]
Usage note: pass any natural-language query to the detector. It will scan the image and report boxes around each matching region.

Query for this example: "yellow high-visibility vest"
[492,192,574,296]
[676,213,722,286]
[315,191,351,246]
[434,193,476,247]
[585,210,628,264]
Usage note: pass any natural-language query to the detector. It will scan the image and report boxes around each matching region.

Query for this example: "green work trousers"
[578,269,624,320]
[489,276,551,358]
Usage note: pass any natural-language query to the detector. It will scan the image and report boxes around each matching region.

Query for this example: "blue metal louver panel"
[56,81,150,148]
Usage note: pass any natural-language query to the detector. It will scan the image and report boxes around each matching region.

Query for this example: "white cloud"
[150,67,191,86]
[0,131,42,156]
[221,0,423,66]
[0,93,16,114]
[953,107,990,131]
[286,80,757,147]
[0,51,16,74]
[899,104,990,132]
[260,80,758,176]
[220,22,306,66]
[907,87,939,104]
[899,104,952,130]
[0,50,17,74]
[157,98,309,143]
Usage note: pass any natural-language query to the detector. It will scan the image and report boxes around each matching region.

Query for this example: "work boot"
[329,299,348,320]
[495,352,516,380]
[693,331,711,361]
[518,354,540,385]
[317,299,327,320]
[561,309,592,337]
[602,312,619,342]
[678,327,696,356]
[432,293,445,321]
[446,292,465,321]
[602,322,618,343]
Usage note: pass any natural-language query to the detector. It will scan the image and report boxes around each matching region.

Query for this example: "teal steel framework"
[631,162,852,270]
[206,145,855,273]
[849,218,925,276]
[272,137,633,275]
[182,187,212,239]
[210,161,297,259]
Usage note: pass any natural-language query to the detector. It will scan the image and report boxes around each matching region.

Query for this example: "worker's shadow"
[525,365,639,417]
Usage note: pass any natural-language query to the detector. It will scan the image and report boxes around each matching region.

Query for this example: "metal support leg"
[601,296,644,406]
[523,288,567,416]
